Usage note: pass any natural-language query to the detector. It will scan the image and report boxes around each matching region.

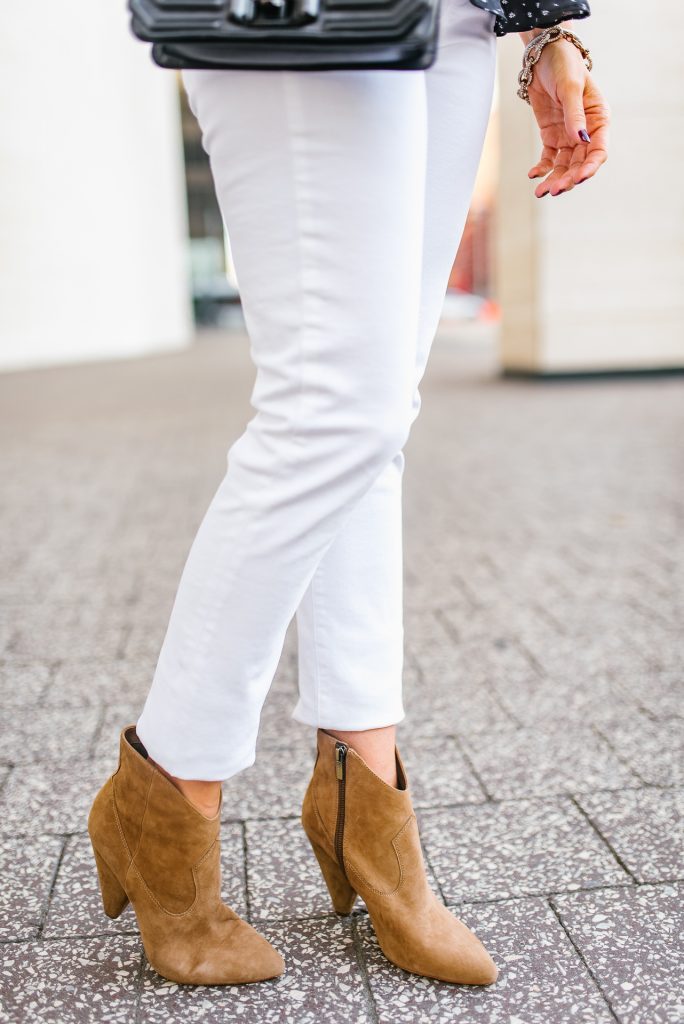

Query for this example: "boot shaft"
[90,725,222,913]
[303,729,429,898]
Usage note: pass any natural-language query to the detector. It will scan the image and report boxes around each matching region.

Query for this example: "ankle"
[324,726,399,788]
[149,757,222,818]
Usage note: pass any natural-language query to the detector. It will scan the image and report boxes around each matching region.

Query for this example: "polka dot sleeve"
[469,0,592,36]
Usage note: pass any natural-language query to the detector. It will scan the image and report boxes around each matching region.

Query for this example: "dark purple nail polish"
[578,177,588,184]
[578,129,591,143]
[553,189,566,196]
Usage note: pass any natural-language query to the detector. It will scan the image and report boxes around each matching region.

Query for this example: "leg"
[136,62,429,781]
[295,0,498,784]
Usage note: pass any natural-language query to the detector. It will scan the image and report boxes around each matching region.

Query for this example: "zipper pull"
[335,742,348,780]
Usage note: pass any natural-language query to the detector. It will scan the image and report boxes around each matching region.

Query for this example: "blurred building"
[0,4,192,372]
[1,2,682,375]
[495,2,684,374]
[180,85,242,324]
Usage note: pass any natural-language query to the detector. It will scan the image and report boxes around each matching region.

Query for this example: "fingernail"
[578,177,588,184]
[578,129,591,143]
[553,189,566,196]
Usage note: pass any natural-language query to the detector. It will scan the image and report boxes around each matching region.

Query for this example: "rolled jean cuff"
[135,706,257,783]
[290,699,406,733]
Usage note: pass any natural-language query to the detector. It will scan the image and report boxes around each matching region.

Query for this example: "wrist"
[516,23,593,105]
[519,20,573,45]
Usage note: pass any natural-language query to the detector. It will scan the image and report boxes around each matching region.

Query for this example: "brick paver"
[0,327,682,1022]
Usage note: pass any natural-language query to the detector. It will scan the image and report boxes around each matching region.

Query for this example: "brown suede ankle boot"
[301,728,498,986]
[87,724,284,985]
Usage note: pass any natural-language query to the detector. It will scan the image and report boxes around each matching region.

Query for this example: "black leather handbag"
[128,0,441,72]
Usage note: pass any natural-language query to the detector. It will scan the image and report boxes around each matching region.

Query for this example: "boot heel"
[92,847,129,919]
[308,839,357,914]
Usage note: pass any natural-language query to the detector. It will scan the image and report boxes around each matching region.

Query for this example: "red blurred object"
[448,207,491,297]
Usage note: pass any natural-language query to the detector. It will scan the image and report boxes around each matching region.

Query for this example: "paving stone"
[256,685,315,753]
[403,607,454,648]
[0,757,113,837]
[0,622,16,657]
[393,735,488,807]
[0,706,102,767]
[121,621,168,663]
[577,788,684,884]
[7,623,127,661]
[0,934,142,1023]
[622,619,684,660]
[596,718,684,787]
[490,670,644,728]
[409,636,537,697]
[1,599,121,637]
[461,725,638,800]
[421,798,630,903]
[402,579,474,614]
[219,822,250,920]
[438,599,561,648]
[0,834,64,940]
[401,674,515,737]
[221,742,315,821]
[359,896,614,1023]
[553,883,684,1024]
[48,660,154,708]
[43,833,138,939]
[619,667,684,722]
[515,630,646,679]
[90,703,146,764]
[0,661,52,707]
[245,818,335,922]
[1,316,682,1019]
[138,916,373,1024]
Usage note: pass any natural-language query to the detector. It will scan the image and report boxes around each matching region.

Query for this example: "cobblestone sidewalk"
[1,328,682,1023]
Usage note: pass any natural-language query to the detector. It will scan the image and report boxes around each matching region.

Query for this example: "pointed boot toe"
[239,922,286,981]
[301,729,499,987]
[386,900,498,985]
[464,947,498,986]
[431,909,499,985]
[88,724,284,986]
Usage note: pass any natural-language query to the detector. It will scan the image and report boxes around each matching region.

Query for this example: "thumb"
[561,82,591,144]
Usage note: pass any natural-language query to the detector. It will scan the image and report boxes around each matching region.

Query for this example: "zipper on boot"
[334,742,348,877]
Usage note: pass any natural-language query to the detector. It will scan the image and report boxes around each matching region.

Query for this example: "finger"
[572,85,611,182]
[568,154,589,186]
[536,147,575,196]
[575,123,610,182]
[552,146,588,191]
[535,164,570,198]
[528,144,557,179]
[576,151,608,183]
[558,78,591,146]
[528,157,555,178]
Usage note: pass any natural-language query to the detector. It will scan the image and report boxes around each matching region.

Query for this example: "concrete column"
[0,4,193,371]
[495,0,684,373]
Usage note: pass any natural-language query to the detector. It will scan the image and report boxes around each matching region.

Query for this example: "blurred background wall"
[496,0,684,374]
[1,0,682,374]
[0,3,193,371]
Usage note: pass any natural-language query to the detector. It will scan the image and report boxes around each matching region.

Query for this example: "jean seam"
[309,568,324,724]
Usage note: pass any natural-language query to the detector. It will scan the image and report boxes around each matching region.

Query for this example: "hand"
[525,37,610,198]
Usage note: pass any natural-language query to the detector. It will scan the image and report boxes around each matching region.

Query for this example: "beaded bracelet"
[517,25,593,104]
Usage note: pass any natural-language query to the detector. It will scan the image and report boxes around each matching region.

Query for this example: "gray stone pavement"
[0,325,682,1023]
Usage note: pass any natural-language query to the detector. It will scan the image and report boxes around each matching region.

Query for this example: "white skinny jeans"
[136,0,497,780]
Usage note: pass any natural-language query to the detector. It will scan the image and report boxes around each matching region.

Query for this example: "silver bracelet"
[517,25,593,104]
